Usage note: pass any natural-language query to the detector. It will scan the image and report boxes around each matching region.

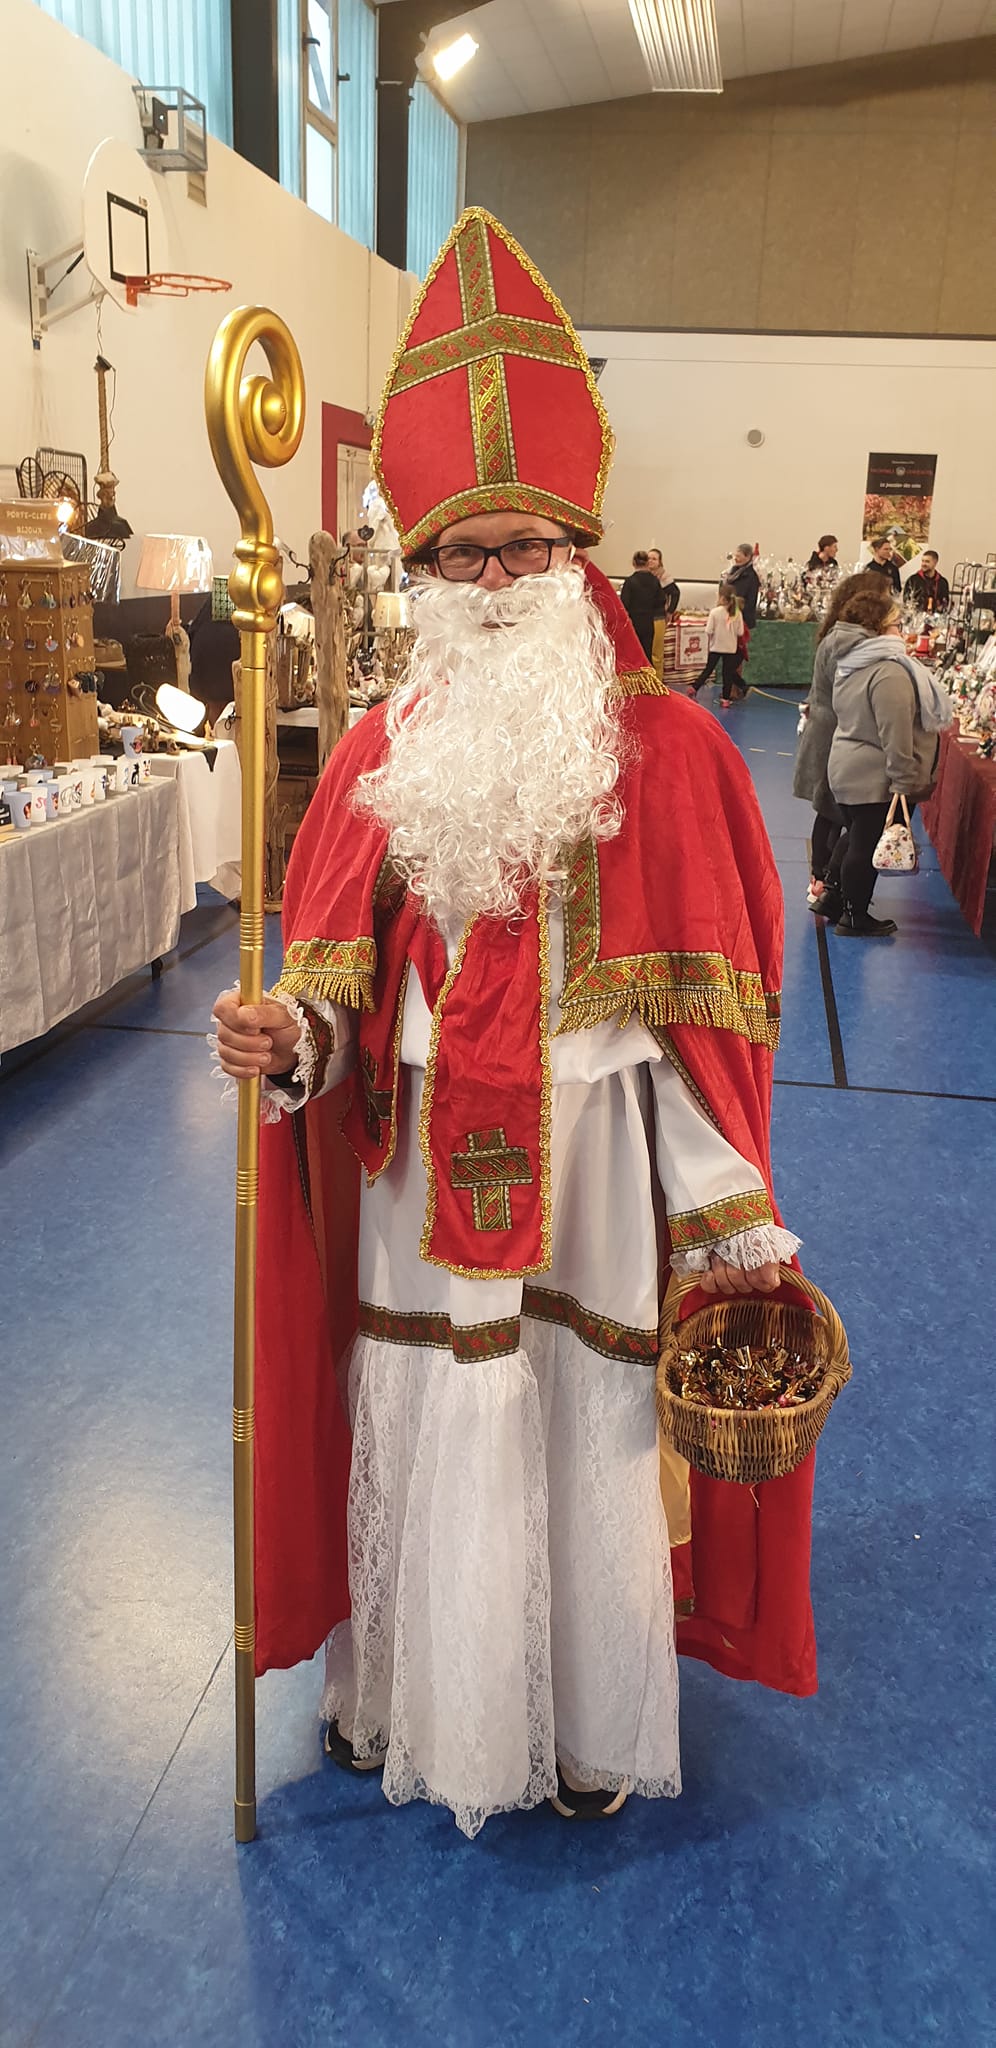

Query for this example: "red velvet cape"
[252,571,817,1697]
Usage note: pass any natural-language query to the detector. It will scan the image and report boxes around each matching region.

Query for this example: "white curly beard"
[352,566,629,926]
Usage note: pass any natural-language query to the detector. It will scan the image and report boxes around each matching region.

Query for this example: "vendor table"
[0,782,181,1054]
[745,620,818,690]
[922,728,996,939]
[147,742,242,907]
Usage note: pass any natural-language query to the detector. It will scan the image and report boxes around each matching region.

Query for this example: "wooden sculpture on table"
[309,528,351,772]
[204,306,305,1843]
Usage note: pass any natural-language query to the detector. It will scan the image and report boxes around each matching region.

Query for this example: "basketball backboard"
[81,139,169,313]
[27,138,168,345]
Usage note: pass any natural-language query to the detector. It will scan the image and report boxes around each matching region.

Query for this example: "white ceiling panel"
[410,0,996,122]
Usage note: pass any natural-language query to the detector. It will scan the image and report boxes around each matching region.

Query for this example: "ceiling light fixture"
[433,32,479,83]
[628,0,722,92]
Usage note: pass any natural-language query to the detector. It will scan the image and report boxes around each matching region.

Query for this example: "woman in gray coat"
[828,579,951,937]
[794,572,883,920]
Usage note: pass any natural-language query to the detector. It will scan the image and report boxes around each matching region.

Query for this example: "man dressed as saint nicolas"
[213,210,814,1838]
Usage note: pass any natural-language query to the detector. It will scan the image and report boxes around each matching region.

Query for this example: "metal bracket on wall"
[26,246,101,349]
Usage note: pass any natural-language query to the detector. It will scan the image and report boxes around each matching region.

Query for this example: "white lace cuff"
[670,1223,802,1277]
[207,989,316,1125]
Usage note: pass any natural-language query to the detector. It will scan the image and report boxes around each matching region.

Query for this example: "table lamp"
[137,534,213,634]
[137,534,213,693]
[155,682,210,747]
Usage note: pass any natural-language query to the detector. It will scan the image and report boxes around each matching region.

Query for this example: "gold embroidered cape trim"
[372,207,614,555]
[614,666,668,697]
[667,1187,775,1251]
[364,961,409,1187]
[643,1020,722,1131]
[558,838,781,1050]
[274,936,377,1012]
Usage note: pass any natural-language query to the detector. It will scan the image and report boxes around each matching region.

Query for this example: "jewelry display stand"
[0,562,100,767]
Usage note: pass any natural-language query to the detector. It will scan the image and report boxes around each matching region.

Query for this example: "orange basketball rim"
[125,273,232,307]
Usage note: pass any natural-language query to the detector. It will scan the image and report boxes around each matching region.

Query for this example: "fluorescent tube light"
[629,0,723,92]
[433,33,479,83]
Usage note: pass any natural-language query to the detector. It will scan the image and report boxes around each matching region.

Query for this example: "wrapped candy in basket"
[656,1265,851,1485]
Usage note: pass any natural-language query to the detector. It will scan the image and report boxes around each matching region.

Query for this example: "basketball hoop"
[125,272,232,307]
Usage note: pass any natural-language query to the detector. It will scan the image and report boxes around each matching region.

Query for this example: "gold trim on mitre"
[372,208,614,556]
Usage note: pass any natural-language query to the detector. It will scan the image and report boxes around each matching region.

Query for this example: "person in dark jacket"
[724,544,759,691]
[647,548,681,618]
[725,544,760,626]
[805,535,839,574]
[905,550,950,614]
[865,537,902,593]
[619,551,664,661]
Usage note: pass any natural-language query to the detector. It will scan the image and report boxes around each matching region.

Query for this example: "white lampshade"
[373,590,411,632]
[156,683,206,733]
[137,534,213,593]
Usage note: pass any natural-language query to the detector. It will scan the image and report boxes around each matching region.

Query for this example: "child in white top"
[693,586,747,708]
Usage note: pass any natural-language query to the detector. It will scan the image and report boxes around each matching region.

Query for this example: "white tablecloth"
[148,741,242,907]
[0,782,182,1054]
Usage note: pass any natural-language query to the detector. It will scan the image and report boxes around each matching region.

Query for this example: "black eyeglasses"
[428,536,573,582]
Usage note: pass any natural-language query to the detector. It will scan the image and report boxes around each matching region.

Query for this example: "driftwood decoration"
[231,647,287,909]
[309,528,350,773]
[167,619,192,694]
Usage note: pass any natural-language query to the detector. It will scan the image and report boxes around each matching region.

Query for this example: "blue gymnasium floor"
[1,687,994,2048]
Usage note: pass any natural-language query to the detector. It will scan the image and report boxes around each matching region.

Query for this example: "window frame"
[301,0,339,222]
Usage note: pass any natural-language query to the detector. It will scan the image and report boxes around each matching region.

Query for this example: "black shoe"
[550,1764,629,1819]
[323,1718,387,1773]
[810,886,844,924]
[835,909,897,937]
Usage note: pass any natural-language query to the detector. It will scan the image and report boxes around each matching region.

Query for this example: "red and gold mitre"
[372,208,613,555]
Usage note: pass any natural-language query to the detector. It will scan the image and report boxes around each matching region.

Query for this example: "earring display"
[0,562,98,766]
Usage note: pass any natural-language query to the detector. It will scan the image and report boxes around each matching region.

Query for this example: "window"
[407,80,461,280]
[33,0,233,145]
[337,0,376,250]
[305,123,336,224]
[302,0,338,224]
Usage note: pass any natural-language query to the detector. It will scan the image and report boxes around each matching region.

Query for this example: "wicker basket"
[656,1265,851,1485]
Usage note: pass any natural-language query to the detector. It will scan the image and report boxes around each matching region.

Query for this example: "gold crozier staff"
[204,308,305,1843]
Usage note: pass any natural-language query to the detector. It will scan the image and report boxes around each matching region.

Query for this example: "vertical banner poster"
[862,453,937,564]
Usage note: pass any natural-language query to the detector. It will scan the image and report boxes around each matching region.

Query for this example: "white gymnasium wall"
[584,328,996,584]
[0,0,416,594]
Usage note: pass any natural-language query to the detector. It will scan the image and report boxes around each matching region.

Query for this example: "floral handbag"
[872,793,919,873]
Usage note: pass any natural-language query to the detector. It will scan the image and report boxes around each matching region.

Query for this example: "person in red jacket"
[212,209,815,1837]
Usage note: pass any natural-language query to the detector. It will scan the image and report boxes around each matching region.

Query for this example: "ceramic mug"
[113,757,131,794]
[31,786,48,824]
[11,788,33,830]
[56,776,73,817]
[89,759,106,802]
[43,781,59,820]
[138,756,153,785]
[120,726,142,758]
